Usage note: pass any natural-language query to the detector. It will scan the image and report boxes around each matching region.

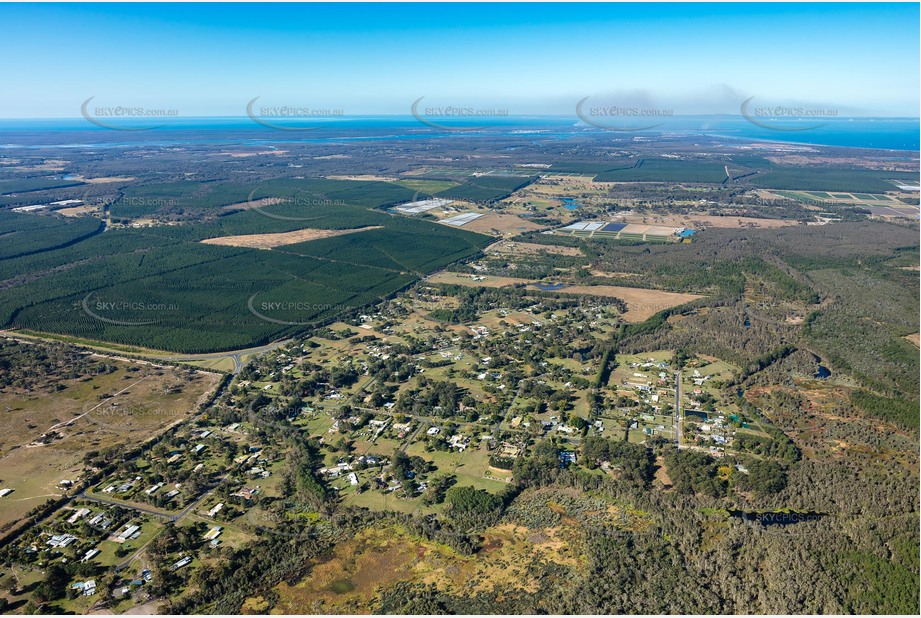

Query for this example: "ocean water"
[0,115,917,152]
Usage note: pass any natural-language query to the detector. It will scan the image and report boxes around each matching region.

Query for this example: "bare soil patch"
[326,174,399,182]
[200,226,380,250]
[461,214,544,235]
[527,284,701,321]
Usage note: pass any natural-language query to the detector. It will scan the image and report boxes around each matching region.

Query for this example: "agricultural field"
[764,188,920,217]
[556,220,687,242]
[0,179,491,353]
[449,213,544,235]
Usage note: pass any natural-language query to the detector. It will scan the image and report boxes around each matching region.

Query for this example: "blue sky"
[1,2,918,118]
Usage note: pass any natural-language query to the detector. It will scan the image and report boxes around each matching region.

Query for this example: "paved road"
[314,401,530,439]
[0,329,286,376]
[157,340,289,375]
[674,370,683,447]
[78,492,179,521]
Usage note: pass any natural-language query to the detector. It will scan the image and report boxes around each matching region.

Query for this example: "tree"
[445,486,504,531]
[744,459,787,496]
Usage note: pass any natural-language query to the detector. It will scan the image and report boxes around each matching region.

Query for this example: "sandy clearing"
[220,196,289,212]
[200,226,380,249]
[57,205,99,217]
[326,174,400,182]
[60,175,134,183]
[905,333,920,348]
[83,176,135,184]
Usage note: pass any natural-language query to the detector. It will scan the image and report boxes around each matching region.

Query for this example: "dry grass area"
[201,226,380,249]
[461,214,544,235]
[904,333,920,347]
[654,455,673,487]
[527,174,616,195]
[260,523,585,614]
[626,212,798,229]
[427,272,533,288]
[14,159,69,172]
[486,240,582,257]
[57,205,100,217]
[621,223,682,236]
[0,355,221,531]
[544,284,701,321]
[745,382,916,467]
[762,154,919,172]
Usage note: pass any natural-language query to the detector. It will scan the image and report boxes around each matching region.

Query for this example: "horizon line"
[2,114,919,122]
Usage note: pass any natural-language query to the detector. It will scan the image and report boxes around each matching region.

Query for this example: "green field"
[392,179,460,194]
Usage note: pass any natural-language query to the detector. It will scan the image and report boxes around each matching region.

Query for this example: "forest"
[0,181,491,353]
